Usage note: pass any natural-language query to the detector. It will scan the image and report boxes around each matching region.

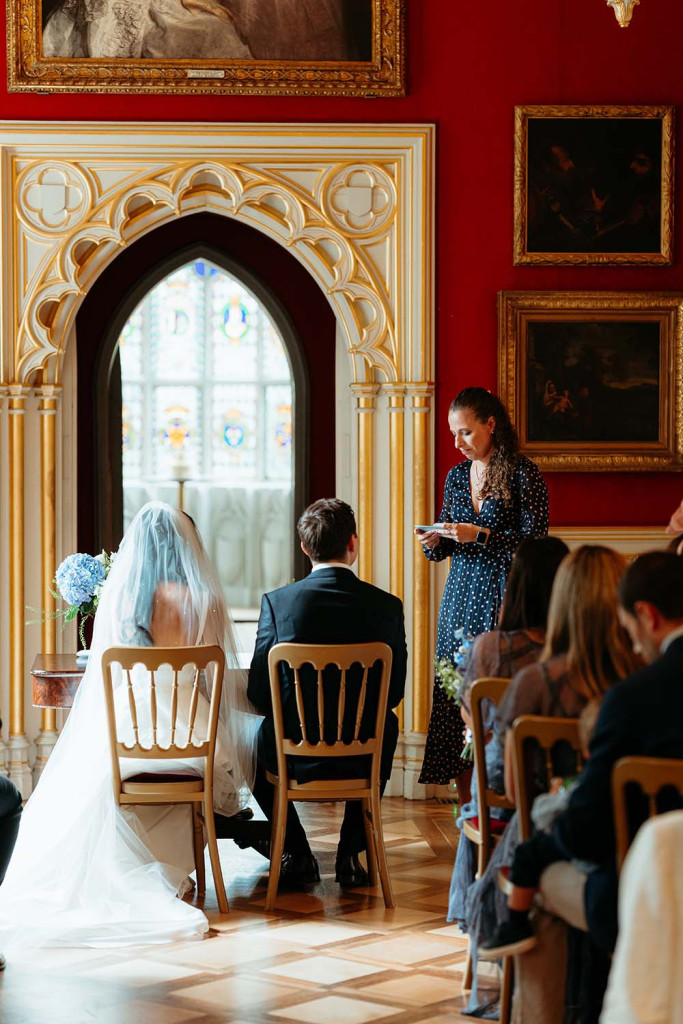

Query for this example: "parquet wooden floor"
[0,799,499,1023]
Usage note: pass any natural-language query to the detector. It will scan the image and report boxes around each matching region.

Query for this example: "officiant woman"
[416,387,549,787]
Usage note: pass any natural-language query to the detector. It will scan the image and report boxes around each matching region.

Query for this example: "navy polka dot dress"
[419,456,549,784]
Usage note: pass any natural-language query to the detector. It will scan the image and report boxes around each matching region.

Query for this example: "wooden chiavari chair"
[265,641,393,911]
[102,644,228,913]
[461,677,514,1002]
[612,756,683,871]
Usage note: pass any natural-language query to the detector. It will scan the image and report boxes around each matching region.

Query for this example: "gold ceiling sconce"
[607,0,639,26]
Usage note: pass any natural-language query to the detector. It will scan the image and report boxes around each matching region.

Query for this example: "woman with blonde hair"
[460,545,639,1017]
[497,544,639,799]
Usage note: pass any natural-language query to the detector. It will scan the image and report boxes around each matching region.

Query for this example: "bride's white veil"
[0,502,257,948]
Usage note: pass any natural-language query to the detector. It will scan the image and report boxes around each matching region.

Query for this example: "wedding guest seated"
[0,766,22,970]
[511,551,683,1023]
[479,700,601,958]
[497,545,639,803]
[447,535,569,927]
[460,545,639,1018]
[601,810,683,1023]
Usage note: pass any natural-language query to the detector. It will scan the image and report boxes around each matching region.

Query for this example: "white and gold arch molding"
[0,121,435,798]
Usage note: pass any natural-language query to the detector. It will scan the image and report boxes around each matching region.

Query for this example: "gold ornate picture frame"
[514,105,675,265]
[498,291,683,472]
[8,0,404,96]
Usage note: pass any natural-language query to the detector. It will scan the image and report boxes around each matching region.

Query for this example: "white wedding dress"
[43,0,253,60]
[0,503,257,948]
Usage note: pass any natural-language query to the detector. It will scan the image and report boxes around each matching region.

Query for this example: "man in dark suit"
[247,498,407,887]
[510,551,683,1019]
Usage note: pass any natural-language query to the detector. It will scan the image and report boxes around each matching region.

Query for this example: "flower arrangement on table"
[27,551,115,652]
[435,627,475,762]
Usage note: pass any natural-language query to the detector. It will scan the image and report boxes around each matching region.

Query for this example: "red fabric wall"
[5,0,681,526]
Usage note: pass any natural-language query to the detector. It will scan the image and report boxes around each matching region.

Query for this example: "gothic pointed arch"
[76,213,335,583]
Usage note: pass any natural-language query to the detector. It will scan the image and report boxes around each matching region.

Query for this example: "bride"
[0,502,257,948]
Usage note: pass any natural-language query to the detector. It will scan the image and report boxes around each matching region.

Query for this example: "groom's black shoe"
[335,852,369,888]
[279,851,320,888]
[234,834,271,860]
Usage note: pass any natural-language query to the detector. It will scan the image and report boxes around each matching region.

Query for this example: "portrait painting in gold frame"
[8,0,404,96]
[498,291,683,471]
[514,105,675,265]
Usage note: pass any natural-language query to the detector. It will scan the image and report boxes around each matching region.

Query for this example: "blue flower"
[55,553,106,608]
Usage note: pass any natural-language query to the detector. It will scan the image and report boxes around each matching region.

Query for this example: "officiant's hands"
[415,523,485,546]
[414,527,441,549]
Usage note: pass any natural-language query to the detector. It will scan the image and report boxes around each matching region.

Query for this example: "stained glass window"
[119,309,143,379]
[262,321,291,381]
[211,385,259,478]
[265,384,293,480]
[121,383,143,479]
[118,259,294,487]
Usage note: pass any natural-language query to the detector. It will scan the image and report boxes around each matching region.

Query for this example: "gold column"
[386,385,406,730]
[39,387,60,736]
[351,382,380,584]
[8,386,30,789]
[386,386,406,603]
[409,385,434,735]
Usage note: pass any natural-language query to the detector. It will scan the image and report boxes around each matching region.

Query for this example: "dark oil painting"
[526,320,661,444]
[526,117,663,255]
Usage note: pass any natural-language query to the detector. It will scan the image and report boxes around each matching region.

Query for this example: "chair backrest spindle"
[354,664,370,740]
[126,668,139,745]
[337,669,347,741]
[316,667,325,738]
[170,668,179,745]
[187,667,200,746]
[149,668,158,746]
[293,668,308,743]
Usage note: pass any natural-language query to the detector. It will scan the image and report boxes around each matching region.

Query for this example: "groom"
[247,498,407,887]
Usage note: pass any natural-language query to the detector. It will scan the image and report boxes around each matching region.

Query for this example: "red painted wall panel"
[4,0,681,526]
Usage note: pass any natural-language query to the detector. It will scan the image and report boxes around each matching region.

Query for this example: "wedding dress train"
[0,503,257,947]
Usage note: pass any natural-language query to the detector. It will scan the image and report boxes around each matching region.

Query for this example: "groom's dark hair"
[297,498,357,563]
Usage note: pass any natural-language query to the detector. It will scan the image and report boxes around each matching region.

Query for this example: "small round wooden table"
[31,654,84,709]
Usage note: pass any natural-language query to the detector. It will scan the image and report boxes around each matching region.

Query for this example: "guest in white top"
[601,810,683,1023]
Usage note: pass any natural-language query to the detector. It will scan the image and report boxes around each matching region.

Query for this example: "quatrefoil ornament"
[23,166,88,232]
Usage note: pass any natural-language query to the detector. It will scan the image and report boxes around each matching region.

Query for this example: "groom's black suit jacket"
[247,566,407,783]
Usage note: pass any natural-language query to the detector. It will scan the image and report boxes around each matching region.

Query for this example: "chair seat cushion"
[123,772,201,784]
[467,816,508,835]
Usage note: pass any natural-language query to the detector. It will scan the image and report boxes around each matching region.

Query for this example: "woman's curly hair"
[450,387,520,502]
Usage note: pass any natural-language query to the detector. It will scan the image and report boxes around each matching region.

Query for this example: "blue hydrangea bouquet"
[27,551,114,651]
[434,627,475,763]
[434,627,475,705]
